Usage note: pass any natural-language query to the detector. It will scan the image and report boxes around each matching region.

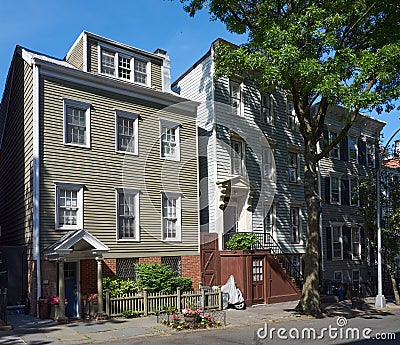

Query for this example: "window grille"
[116,258,138,280]
[162,256,182,276]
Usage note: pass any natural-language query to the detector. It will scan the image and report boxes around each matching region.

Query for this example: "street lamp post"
[375,127,400,308]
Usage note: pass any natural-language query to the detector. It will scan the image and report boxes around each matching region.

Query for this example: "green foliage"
[225,233,259,250]
[122,310,141,319]
[136,263,192,293]
[102,277,138,297]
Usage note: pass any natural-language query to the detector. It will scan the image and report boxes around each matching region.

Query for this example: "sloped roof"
[385,158,400,169]
[44,229,109,259]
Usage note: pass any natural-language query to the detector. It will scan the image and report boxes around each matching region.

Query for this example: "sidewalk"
[1,299,398,345]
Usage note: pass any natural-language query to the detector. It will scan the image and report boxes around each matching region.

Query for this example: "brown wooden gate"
[200,233,220,286]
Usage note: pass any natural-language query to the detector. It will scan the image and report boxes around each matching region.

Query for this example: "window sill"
[160,156,180,162]
[116,150,138,156]
[64,143,91,149]
[162,239,182,243]
[55,226,80,231]
[99,72,150,88]
[117,238,140,242]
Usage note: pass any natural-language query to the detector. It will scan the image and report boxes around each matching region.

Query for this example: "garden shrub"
[102,277,138,297]
[225,233,259,250]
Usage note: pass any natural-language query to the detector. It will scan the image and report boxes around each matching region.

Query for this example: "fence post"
[176,287,181,313]
[198,281,203,290]
[201,286,205,309]
[105,289,110,317]
[218,287,222,311]
[143,289,148,316]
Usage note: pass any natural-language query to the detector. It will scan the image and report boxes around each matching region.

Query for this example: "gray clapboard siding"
[65,35,84,70]
[39,75,199,257]
[0,55,34,258]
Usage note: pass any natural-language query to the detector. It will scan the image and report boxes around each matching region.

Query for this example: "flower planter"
[184,314,201,323]
[50,304,59,320]
[351,300,364,310]
[90,302,99,317]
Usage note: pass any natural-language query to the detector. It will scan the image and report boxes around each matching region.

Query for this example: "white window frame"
[262,147,274,180]
[160,119,181,162]
[334,271,343,283]
[260,92,273,125]
[348,136,358,163]
[351,227,361,260]
[115,110,139,155]
[288,151,299,183]
[332,225,343,260]
[116,188,140,241]
[55,182,84,230]
[231,138,244,175]
[367,140,376,168]
[290,207,301,244]
[330,176,341,204]
[229,79,243,116]
[98,45,151,87]
[350,178,359,206]
[161,192,182,242]
[328,130,340,159]
[287,99,299,131]
[263,203,276,236]
[63,98,91,148]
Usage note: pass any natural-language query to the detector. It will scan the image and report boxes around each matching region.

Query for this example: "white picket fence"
[105,286,222,317]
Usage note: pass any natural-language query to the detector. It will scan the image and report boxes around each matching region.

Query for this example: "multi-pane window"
[117,190,139,240]
[264,204,274,235]
[367,141,375,168]
[55,183,83,230]
[261,92,273,124]
[161,127,177,157]
[287,100,298,130]
[231,139,244,175]
[118,55,131,80]
[252,259,263,281]
[350,179,359,206]
[288,152,298,183]
[100,47,149,85]
[332,225,343,260]
[352,227,361,260]
[162,256,182,276]
[64,99,90,148]
[328,131,340,159]
[334,271,343,282]
[162,193,181,241]
[134,60,147,84]
[116,111,138,154]
[229,80,242,116]
[116,258,139,279]
[348,136,358,162]
[291,207,300,243]
[262,148,274,180]
[330,176,341,204]
[101,49,116,75]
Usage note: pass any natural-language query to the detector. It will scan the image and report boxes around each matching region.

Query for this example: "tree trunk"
[295,141,322,316]
[386,263,400,305]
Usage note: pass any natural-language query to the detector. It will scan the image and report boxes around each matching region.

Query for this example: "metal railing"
[222,232,303,287]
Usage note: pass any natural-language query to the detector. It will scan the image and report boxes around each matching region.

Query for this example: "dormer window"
[99,46,150,86]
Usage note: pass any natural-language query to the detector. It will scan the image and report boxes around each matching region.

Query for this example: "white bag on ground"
[221,275,244,305]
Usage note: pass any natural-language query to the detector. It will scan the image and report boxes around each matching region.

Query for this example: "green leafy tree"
[179,0,400,315]
[359,167,400,305]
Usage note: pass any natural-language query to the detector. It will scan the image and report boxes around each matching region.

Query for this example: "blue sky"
[0,0,399,145]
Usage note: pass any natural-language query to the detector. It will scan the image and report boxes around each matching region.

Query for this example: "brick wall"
[27,260,37,316]
[139,256,162,264]
[103,258,116,277]
[181,255,201,289]
[80,259,97,296]
[40,260,57,298]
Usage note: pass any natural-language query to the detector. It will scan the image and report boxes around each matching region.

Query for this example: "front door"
[252,258,264,304]
[64,262,78,318]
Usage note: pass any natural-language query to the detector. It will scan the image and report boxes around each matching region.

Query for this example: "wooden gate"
[200,233,220,286]
[251,257,264,304]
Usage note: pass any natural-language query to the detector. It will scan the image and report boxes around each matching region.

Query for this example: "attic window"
[99,46,150,86]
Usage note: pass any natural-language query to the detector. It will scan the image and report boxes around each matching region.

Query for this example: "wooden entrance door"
[200,233,220,286]
[252,258,264,304]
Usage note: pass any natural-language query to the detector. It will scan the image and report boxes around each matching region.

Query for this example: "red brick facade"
[138,256,162,264]
[181,255,202,289]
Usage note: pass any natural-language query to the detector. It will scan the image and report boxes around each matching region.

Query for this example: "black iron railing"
[222,232,303,288]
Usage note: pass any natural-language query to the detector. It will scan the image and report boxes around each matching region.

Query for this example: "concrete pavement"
[1,298,399,345]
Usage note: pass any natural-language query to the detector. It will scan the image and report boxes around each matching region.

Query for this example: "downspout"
[32,62,41,314]
[317,142,324,272]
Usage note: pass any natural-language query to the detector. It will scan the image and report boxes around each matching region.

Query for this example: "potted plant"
[48,296,68,320]
[83,293,99,317]
[351,295,365,310]
[182,306,202,323]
